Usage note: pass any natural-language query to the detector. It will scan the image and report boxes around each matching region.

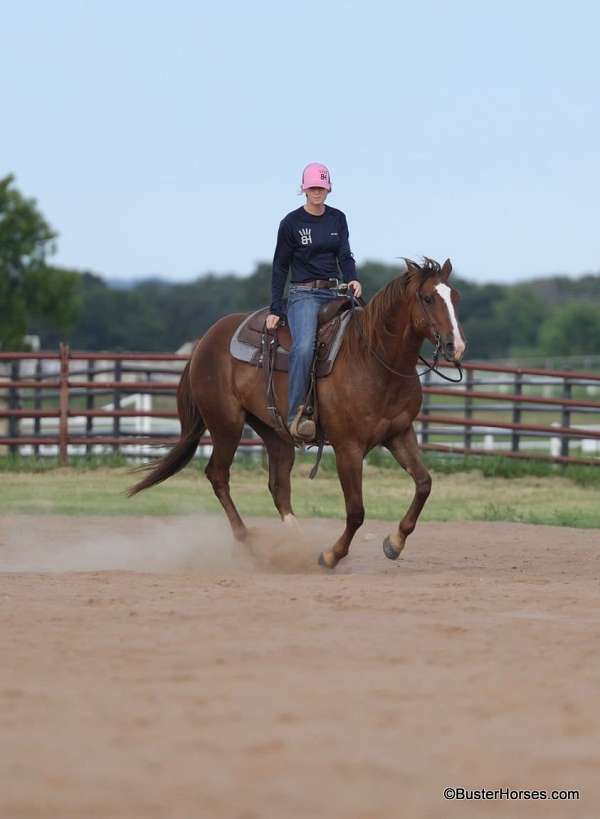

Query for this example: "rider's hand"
[348,280,362,299]
[265,314,280,330]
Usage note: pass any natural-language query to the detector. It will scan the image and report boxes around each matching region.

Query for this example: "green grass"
[478,502,600,528]
[1,455,599,528]
[3,449,600,485]
[0,453,132,473]
[2,449,600,488]
[424,453,600,488]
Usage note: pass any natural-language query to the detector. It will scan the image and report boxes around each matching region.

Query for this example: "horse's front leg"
[382,426,432,560]
[319,444,364,569]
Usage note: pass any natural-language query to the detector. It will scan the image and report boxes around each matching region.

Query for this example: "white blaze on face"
[434,283,466,358]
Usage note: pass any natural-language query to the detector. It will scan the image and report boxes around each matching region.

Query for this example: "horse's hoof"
[282,514,301,530]
[383,535,402,561]
[318,552,335,570]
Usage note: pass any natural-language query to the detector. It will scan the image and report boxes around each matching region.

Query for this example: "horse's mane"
[347,257,441,352]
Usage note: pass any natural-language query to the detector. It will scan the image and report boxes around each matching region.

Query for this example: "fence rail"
[1,345,599,466]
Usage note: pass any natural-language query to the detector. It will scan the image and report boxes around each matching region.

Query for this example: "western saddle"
[229,296,358,449]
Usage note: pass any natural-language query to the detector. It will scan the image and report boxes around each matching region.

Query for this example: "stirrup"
[288,406,316,444]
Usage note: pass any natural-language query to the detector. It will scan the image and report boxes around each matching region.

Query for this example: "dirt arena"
[1,515,599,818]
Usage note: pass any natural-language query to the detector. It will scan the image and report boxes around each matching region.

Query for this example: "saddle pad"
[229,305,356,378]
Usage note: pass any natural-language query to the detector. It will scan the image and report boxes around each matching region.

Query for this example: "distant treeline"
[3,174,599,358]
[36,261,600,359]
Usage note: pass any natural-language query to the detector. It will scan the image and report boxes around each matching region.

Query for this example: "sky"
[2,0,599,284]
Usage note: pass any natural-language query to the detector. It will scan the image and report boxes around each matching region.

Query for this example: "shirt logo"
[299,227,312,246]
[330,232,338,236]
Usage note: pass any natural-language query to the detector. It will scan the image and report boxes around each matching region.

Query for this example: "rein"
[347,290,464,384]
[262,329,295,443]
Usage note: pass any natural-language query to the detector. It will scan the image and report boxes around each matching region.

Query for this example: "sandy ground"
[1,515,600,819]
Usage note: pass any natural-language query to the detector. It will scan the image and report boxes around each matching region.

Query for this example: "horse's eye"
[423,295,433,305]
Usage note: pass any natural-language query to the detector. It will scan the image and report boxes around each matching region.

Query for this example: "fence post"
[561,378,571,458]
[86,357,95,456]
[421,369,431,446]
[59,343,70,466]
[511,371,523,453]
[464,368,474,451]
[142,369,152,457]
[8,360,20,457]
[113,358,122,454]
[34,358,43,457]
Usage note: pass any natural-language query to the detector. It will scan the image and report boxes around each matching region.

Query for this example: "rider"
[266,162,362,443]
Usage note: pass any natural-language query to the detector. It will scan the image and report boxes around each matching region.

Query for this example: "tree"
[0,175,78,349]
[538,302,600,356]
[64,272,164,351]
[490,285,547,356]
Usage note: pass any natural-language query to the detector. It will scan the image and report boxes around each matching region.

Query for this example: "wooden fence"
[1,345,600,466]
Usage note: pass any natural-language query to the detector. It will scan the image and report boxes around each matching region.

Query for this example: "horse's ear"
[441,258,452,281]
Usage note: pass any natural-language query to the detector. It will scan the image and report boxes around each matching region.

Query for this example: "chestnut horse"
[129,258,466,568]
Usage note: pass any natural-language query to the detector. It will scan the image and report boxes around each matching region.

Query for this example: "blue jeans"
[286,285,339,424]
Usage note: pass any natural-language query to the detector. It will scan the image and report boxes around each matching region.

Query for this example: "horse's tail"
[128,360,205,497]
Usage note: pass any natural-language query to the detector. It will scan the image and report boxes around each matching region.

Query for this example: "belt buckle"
[328,277,339,289]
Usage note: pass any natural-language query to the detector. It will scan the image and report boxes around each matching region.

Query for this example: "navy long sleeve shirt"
[270,205,357,316]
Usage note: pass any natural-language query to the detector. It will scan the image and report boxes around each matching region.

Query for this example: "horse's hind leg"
[205,418,248,541]
[246,416,296,522]
[383,425,432,560]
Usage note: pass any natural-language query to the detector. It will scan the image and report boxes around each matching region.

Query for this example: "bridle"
[347,286,464,384]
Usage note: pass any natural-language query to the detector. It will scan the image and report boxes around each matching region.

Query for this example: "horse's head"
[406,258,466,364]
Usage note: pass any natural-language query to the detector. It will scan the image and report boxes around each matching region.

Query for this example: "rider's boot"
[288,405,316,445]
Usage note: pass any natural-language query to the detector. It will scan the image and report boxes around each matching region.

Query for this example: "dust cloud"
[0,514,329,574]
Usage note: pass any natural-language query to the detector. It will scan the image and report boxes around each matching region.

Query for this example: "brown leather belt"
[292,278,339,290]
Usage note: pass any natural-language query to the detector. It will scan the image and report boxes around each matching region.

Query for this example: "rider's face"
[305,187,328,207]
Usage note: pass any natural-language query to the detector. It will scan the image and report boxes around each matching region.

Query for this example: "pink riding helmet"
[301,162,332,191]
